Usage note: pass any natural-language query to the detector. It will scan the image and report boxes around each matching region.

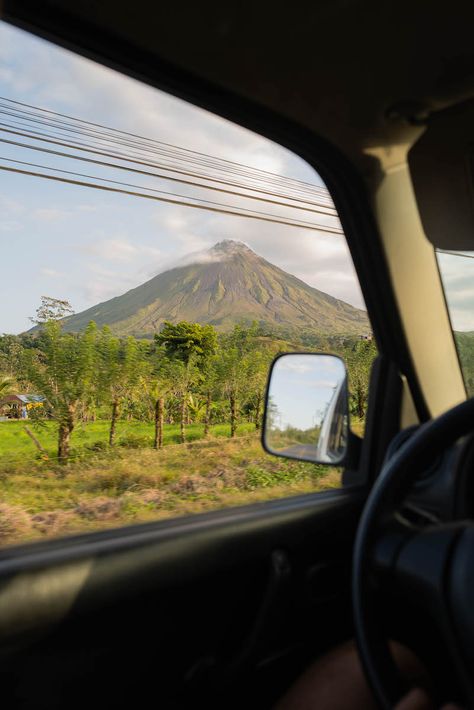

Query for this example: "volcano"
[61,240,369,336]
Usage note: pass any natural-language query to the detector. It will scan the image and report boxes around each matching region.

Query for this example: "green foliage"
[22,320,100,459]
[0,374,16,399]
[155,321,217,364]
[0,420,256,464]
[0,315,376,546]
[455,332,474,397]
[343,339,377,419]
[3,315,377,463]
[0,435,340,545]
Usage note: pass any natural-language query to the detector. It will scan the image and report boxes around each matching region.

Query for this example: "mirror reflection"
[264,354,348,464]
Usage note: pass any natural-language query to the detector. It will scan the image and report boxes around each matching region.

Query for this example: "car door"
[0,5,422,710]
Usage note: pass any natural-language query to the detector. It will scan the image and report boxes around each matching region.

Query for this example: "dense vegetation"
[0,315,376,462]
[4,295,474,548]
[0,300,376,545]
[455,332,474,397]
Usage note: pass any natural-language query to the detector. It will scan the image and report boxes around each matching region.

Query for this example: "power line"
[0,101,334,202]
[0,154,342,229]
[0,160,343,234]
[0,134,339,218]
[0,96,345,235]
[0,124,337,212]
[0,96,331,194]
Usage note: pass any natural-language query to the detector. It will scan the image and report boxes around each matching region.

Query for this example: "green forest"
[3,299,474,547]
[0,299,376,545]
[0,301,378,462]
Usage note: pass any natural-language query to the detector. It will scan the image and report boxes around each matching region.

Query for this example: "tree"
[155,321,217,365]
[141,356,174,450]
[219,323,272,433]
[30,296,74,325]
[156,321,219,439]
[186,393,207,423]
[244,349,272,430]
[0,375,16,398]
[163,356,200,443]
[97,328,144,446]
[200,362,218,437]
[0,335,30,384]
[215,347,248,437]
[23,320,98,461]
[344,340,377,420]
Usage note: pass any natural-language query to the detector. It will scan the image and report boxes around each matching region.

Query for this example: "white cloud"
[82,237,138,261]
[34,208,69,222]
[40,267,63,277]
[76,204,98,213]
[0,195,23,214]
[0,220,22,232]
[0,20,369,334]
[0,22,319,184]
[81,261,139,304]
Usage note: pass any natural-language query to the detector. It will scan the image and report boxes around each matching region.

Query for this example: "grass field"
[0,420,256,464]
[0,421,340,546]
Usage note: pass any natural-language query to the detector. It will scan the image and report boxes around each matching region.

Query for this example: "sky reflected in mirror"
[267,354,346,433]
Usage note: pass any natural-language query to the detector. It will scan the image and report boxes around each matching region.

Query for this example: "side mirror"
[263,353,349,465]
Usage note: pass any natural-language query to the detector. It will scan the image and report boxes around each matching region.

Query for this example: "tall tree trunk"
[255,392,262,431]
[180,395,186,443]
[154,397,164,450]
[356,385,365,419]
[204,390,211,438]
[230,391,237,438]
[58,405,75,462]
[109,399,119,446]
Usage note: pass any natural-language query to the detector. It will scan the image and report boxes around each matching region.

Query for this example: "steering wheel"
[353,397,474,709]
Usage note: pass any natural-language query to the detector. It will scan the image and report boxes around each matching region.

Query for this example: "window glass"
[437,250,474,396]
[0,21,374,546]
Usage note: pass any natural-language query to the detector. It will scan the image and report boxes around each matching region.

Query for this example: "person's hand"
[395,688,463,710]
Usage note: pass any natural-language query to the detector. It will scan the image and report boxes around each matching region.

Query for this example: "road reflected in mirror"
[264,354,348,464]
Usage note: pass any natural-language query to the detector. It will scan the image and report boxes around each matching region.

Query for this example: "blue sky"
[437,252,474,332]
[267,354,346,431]
[1,21,365,334]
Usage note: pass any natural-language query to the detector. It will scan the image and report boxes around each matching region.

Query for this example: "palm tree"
[0,375,16,399]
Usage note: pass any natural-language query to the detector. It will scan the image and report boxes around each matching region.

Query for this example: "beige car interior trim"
[366,142,466,419]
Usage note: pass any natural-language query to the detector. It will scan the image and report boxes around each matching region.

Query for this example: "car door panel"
[0,489,363,708]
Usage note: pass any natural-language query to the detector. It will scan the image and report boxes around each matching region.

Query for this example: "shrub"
[0,503,32,542]
[118,434,151,449]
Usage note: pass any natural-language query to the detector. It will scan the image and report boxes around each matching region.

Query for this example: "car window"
[437,250,474,396]
[0,21,375,547]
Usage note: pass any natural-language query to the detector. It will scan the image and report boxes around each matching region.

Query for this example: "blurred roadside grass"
[0,428,340,546]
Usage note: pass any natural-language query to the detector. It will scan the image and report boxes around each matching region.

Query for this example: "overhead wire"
[0,96,344,235]
[0,159,343,234]
[0,131,338,217]
[0,96,331,194]
[0,124,337,212]
[0,99,334,202]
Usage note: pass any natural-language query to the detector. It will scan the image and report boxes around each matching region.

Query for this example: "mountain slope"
[61,240,369,335]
